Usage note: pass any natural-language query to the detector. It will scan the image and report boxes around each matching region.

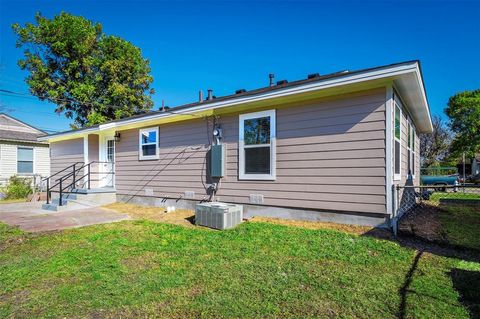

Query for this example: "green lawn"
[1,220,479,318]
[430,191,480,202]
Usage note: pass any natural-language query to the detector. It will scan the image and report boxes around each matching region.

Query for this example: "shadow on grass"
[398,250,423,319]
[362,227,480,263]
[361,226,480,318]
[450,268,480,319]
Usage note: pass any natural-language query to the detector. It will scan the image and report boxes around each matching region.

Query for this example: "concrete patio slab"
[0,202,131,232]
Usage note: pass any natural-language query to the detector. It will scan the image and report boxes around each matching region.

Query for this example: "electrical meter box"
[211,144,225,177]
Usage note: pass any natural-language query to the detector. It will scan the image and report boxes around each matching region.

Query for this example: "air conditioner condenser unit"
[195,202,243,230]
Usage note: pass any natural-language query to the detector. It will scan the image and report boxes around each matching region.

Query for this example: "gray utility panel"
[211,144,225,177]
[195,202,243,230]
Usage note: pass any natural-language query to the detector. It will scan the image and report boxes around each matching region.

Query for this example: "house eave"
[39,60,432,142]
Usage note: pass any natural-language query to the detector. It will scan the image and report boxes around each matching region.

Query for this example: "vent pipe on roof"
[161,100,165,111]
[207,89,213,100]
[269,73,275,87]
[199,90,204,103]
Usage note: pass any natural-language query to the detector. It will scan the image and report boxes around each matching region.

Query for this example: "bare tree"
[420,115,452,167]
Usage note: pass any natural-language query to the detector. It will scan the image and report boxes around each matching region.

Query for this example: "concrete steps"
[42,188,116,212]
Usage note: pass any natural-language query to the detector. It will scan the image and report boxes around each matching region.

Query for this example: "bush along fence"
[391,184,480,237]
[0,175,46,200]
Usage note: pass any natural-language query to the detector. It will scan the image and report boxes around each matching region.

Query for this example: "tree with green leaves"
[12,12,154,128]
[445,89,480,158]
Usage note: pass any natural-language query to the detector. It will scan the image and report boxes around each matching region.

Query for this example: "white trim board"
[385,84,394,216]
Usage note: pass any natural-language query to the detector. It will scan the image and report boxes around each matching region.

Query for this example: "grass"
[430,191,480,202]
[439,204,480,251]
[1,218,479,318]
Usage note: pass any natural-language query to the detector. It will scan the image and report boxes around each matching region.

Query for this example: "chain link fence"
[391,184,480,236]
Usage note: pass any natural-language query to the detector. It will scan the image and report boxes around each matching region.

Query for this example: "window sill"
[239,174,276,181]
[139,155,159,161]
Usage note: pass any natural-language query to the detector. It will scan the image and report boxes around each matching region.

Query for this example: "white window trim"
[239,109,276,180]
[393,100,402,181]
[407,119,416,179]
[139,126,159,160]
[17,145,35,175]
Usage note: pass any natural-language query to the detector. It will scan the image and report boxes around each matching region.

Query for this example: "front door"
[102,138,115,188]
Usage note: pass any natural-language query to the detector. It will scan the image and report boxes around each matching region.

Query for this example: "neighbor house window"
[17,147,33,174]
[407,121,416,178]
[394,102,401,180]
[239,110,276,180]
[139,127,159,160]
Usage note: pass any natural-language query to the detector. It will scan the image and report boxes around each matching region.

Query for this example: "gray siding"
[50,138,84,189]
[115,88,387,215]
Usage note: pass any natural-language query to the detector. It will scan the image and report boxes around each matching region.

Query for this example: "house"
[456,154,480,177]
[0,113,50,185]
[38,60,432,227]
[473,154,480,176]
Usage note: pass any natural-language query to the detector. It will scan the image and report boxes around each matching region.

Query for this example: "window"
[394,102,401,180]
[239,110,276,180]
[407,121,416,178]
[139,127,159,160]
[17,147,33,174]
[107,139,115,163]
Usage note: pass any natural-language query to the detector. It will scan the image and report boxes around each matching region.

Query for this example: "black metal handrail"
[42,162,84,182]
[45,162,83,204]
[46,161,115,206]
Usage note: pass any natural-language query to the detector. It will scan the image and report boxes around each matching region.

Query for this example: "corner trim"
[385,84,394,216]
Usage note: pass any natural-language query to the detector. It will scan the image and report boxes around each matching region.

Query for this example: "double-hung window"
[139,127,159,160]
[407,121,416,178]
[17,147,34,174]
[393,101,402,180]
[239,110,276,180]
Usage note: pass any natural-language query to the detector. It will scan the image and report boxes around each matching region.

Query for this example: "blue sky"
[0,0,479,132]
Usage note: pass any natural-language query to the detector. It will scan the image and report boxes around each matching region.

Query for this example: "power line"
[0,88,205,119]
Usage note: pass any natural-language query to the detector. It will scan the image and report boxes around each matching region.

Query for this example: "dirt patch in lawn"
[398,201,480,252]
[106,204,391,237]
[104,203,195,227]
[398,203,446,243]
[250,216,380,236]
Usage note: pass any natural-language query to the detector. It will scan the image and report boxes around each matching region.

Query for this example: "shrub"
[4,176,32,199]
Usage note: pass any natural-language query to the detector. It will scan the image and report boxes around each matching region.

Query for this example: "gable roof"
[0,113,47,143]
[40,60,433,142]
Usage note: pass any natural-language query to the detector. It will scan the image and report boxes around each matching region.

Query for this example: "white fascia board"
[414,65,433,132]
[37,127,97,141]
[39,61,428,141]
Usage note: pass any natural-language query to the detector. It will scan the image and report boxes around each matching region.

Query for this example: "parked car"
[420,174,459,192]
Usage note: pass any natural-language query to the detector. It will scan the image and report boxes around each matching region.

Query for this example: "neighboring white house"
[0,113,50,185]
